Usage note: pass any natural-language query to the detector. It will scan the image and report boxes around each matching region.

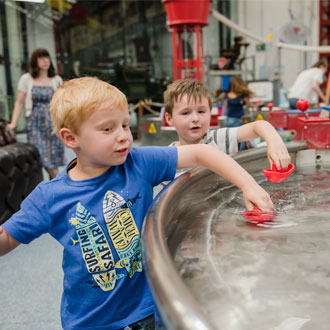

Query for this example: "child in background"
[0,77,274,330]
[164,79,291,178]
[224,75,257,127]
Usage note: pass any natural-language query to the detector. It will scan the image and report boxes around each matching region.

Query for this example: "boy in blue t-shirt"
[0,77,274,330]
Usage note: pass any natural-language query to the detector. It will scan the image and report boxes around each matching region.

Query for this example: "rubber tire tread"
[0,142,43,225]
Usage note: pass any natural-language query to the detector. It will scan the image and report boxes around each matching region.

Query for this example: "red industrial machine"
[267,109,321,132]
[268,99,330,149]
[294,99,330,149]
[162,0,212,82]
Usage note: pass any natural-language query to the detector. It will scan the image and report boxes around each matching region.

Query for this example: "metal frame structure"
[319,0,330,62]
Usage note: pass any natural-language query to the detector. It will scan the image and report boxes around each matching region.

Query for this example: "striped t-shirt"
[173,127,239,178]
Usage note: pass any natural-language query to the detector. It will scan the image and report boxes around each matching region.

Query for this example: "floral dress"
[26,86,65,168]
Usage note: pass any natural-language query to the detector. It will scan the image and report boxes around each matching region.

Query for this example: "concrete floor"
[0,234,63,330]
[0,136,146,330]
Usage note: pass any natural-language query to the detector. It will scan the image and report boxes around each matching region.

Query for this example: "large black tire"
[0,142,43,225]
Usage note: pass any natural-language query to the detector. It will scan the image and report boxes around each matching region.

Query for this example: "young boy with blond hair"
[164,79,291,175]
[0,77,273,330]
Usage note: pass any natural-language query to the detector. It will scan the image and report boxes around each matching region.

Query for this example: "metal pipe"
[212,9,330,53]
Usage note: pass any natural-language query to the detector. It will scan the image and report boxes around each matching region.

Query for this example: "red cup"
[263,163,295,183]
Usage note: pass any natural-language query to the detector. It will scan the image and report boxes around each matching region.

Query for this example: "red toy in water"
[243,207,275,223]
[263,163,295,183]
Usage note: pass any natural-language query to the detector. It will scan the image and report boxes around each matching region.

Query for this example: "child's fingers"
[245,200,255,211]
[0,226,3,235]
[268,156,277,169]
[268,152,291,170]
[245,198,273,213]
[244,191,274,213]
[282,153,291,169]
[255,199,274,212]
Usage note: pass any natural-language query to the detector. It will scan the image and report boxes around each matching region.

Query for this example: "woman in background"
[8,48,64,179]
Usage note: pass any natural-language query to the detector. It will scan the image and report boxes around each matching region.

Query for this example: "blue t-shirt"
[3,146,177,330]
[225,94,246,118]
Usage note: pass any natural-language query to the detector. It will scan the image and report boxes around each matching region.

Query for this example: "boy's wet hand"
[267,142,291,170]
[243,185,274,212]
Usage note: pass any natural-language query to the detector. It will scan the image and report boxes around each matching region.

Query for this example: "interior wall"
[237,0,320,91]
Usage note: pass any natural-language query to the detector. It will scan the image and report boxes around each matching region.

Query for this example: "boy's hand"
[0,226,20,256]
[243,183,274,212]
[267,139,291,170]
[237,121,291,170]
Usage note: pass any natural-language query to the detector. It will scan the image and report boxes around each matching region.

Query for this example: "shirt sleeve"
[56,75,63,86]
[314,69,324,84]
[206,128,239,155]
[17,73,30,93]
[131,146,178,187]
[2,184,51,244]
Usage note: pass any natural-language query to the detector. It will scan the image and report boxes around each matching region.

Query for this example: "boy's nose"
[117,128,129,142]
[191,112,199,121]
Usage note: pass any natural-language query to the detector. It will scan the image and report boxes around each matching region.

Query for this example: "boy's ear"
[59,128,78,148]
[164,112,173,126]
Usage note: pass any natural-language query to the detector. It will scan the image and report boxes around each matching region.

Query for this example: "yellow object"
[267,34,273,42]
[256,113,264,121]
[87,17,106,32]
[148,123,157,134]
[46,0,71,12]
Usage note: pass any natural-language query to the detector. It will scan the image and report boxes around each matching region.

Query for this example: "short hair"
[164,79,212,116]
[29,48,56,78]
[50,77,128,137]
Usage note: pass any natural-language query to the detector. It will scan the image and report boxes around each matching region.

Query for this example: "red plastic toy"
[263,163,295,183]
[296,99,309,112]
[267,103,273,110]
[243,207,275,223]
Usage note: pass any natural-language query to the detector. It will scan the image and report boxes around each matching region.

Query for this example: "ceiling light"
[13,0,45,3]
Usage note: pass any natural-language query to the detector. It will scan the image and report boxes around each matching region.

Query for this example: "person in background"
[0,77,274,330]
[7,48,64,179]
[223,76,257,127]
[163,79,290,179]
[288,60,327,109]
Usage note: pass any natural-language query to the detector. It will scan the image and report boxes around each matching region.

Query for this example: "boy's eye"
[198,109,206,113]
[104,127,111,132]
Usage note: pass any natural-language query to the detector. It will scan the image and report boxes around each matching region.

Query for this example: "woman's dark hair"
[312,60,327,69]
[29,48,56,78]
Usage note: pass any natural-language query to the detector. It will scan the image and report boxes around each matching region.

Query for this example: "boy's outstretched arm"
[0,226,20,257]
[177,144,274,212]
[237,120,291,170]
